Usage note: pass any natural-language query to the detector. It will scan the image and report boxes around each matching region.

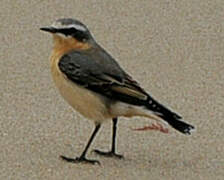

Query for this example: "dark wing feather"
[58,51,149,106]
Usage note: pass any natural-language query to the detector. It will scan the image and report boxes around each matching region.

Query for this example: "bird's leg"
[93,118,123,159]
[61,124,101,165]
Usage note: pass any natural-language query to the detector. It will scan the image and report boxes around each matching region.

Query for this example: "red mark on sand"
[132,122,169,134]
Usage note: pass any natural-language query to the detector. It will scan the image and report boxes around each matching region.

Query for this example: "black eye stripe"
[57,28,89,42]
[57,28,78,36]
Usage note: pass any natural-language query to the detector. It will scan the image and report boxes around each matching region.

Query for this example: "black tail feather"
[145,96,195,135]
[158,113,195,135]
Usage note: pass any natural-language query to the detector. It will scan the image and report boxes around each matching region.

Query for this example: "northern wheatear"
[40,18,194,165]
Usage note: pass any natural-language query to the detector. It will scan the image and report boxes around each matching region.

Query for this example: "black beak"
[40,26,56,33]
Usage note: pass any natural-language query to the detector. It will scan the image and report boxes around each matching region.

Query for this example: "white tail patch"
[110,101,167,125]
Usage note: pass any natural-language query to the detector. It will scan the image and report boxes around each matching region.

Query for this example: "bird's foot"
[60,155,100,165]
[93,149,124,159]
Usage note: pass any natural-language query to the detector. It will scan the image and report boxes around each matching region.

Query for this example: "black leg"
[93,118,123,159]
[111,117,118,153]
[61,124,101,165]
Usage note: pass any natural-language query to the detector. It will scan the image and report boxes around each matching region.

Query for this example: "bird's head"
[40,18,94,49]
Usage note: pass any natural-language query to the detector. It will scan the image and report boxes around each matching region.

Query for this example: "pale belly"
[50,57,112,123]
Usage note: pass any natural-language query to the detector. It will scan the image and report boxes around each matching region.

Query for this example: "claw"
[93,149,124,159]
[60,155,100,165]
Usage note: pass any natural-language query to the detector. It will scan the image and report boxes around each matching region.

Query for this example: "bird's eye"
[57,27,89,42]
[82,38,87,42]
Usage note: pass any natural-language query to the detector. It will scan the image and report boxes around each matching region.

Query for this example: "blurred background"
[1,0,223,179]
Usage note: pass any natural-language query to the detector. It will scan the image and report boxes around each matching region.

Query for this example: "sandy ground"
[1,0,224,179]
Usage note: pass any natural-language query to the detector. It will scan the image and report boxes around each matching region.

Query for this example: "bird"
[40,18,195,165]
